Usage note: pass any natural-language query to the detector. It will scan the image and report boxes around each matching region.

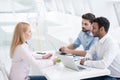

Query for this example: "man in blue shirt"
[59,13,98,56]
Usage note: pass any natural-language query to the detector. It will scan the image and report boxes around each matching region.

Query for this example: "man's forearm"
[67,44,75,49]
[69,50,86,56]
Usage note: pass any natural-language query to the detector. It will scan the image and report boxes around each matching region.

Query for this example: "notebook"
[58,55,87,71]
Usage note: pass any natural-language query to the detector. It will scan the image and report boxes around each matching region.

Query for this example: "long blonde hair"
[10,22,30,58]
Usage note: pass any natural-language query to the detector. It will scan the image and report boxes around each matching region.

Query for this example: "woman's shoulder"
[16,43,28,50]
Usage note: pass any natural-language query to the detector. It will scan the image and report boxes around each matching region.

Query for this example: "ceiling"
[0,0,37,13]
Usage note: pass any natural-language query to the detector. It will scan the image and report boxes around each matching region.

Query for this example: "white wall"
[89,0,119,28]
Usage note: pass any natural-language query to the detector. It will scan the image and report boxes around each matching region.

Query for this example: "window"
[113,2,120,26]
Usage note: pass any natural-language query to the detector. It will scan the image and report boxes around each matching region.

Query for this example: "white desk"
[33,51,110,80]
[41,62,110,80]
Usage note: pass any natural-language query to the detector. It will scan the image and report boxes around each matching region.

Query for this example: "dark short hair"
[82,13,95,24]
[93,17,110,33]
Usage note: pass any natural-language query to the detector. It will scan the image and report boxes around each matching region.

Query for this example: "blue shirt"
[73,31,98,51]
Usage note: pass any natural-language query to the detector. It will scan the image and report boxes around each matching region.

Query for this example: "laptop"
[58,55,87,71]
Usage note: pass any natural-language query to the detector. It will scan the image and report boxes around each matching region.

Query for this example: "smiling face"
[92,17,110,39]
[92,22,100,37]
[82,19,92,32]
[24,26,32,41]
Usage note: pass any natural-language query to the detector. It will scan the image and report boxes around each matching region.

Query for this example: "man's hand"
[59,47,70,54]
[80,58,85,65]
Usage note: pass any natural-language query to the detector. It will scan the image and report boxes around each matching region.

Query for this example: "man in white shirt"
[80,17,120,80]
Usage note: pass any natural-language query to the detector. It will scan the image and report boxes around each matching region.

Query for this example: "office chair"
[0,61,9,80]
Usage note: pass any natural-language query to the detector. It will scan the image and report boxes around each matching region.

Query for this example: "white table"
[41,62,110,80]
[32,51,110,80]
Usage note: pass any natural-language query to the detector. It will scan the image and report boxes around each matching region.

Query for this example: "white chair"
[0,61,9,80]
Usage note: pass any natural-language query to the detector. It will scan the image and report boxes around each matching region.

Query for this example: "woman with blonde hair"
[9,22,56,80]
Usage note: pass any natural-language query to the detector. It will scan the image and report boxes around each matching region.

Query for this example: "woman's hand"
[42,53,53,59]
[52,57,61,65]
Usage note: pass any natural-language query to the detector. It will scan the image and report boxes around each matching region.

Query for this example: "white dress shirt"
[9,43,53,80]
[84,34,120,77]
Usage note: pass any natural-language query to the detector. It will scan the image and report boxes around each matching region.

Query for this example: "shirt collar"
[89,32,93,36]
[99,34,109,44]
[23,42,28,47]
[84,31,93,36]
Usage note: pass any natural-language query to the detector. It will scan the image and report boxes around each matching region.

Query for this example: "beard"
[93,30,100,37]
[82,27,90,32]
